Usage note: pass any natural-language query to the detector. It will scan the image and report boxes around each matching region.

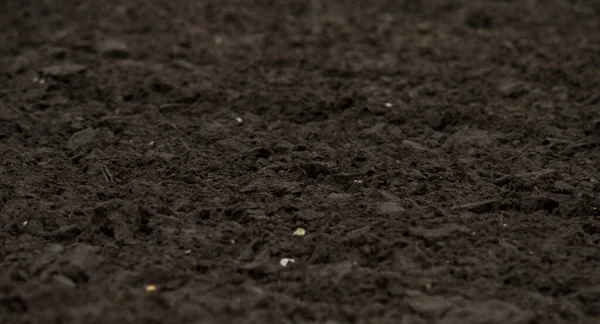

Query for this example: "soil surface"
[1,1,599,323]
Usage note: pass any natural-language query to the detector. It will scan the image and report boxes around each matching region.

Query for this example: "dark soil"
[1,1,599,323]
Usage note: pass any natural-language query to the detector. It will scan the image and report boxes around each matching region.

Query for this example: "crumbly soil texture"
[1,1,599,323]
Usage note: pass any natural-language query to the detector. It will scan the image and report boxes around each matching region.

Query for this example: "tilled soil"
[1,1,599,323]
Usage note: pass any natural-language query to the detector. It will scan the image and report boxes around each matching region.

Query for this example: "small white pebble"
[144,284,157,292]
[235,117,243,123]
[149,141,154,146]
[384,102,392,108]
[471,232,476,236]
[23,221,28,226]
[280,258,295,267]
[293,228,306,236]
[230,239,235,244]
[353,179,363,184]
[502,223,508,227]
[184,249,191,255]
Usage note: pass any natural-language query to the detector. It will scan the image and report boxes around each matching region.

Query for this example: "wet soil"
[1,1,599,323]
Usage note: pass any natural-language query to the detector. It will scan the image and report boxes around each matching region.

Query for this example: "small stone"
[293,228,306,236]
[280,258,295,267]
[98,40,130,58]
[144,284,158,292]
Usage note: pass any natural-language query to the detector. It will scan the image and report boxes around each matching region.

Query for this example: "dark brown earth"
[1,1,599,323]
